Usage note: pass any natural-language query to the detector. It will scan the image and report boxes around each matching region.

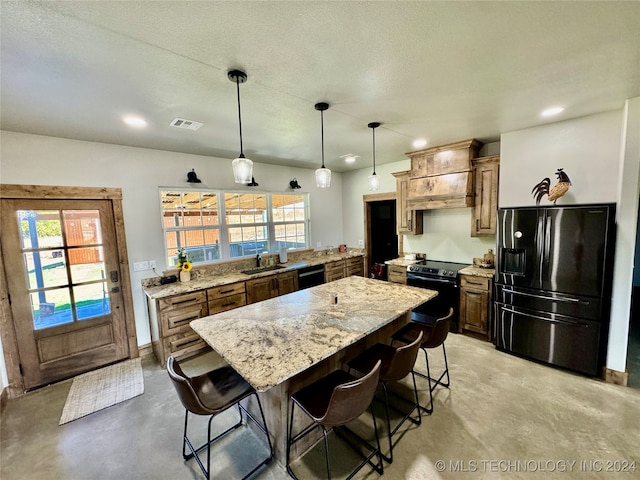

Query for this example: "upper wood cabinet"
[392,170,423,235]
[471,155,500,236]
[405,139,482,210]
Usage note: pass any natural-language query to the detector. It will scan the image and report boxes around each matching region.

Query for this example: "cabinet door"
[459,287,489,336]
[471,156,499,236]
[393,171,423,235]
[246,276,278,304]
[277,271,298,295]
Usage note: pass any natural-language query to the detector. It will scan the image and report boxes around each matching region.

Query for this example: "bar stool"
[166,356,273,480]
[286,361,383,480]
[347,331,423,463]
[391,307,453,414]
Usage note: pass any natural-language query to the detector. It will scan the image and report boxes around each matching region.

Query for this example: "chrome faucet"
[256,254,262,268]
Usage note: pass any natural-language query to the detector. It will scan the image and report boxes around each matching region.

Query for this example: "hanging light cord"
[372,126,377,175]
[320,109,325,168]
[235,76,245,157]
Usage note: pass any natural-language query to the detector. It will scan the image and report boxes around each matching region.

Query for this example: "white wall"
[500,105,640,374]
[500,110,623,207]
[0,131,344,389]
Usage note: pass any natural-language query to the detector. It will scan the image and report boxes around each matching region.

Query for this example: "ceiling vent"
[170,118,203,130]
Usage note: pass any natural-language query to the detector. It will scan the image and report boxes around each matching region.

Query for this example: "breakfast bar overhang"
[190,276,437,464]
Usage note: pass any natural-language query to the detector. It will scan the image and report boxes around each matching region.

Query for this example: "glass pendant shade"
[232,155,253,184]
[315,167,332,188]
[228,70,253,184]
[314,102,331,188]
[368,172,380,191]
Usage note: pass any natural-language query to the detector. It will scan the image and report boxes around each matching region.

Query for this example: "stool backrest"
[321,360,381,427]
[383,330,423,382]
[167,356,211,415]
[422,307,454,349]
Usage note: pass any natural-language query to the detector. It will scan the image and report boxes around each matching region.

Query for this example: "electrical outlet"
[358,239,364,247]
[149,260,156,269]
[133,261,149,272]
[316,241,322,248]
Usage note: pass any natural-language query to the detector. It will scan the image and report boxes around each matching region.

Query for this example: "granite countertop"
[143,251,365,300]
[385,258,423,267]
[459,265,495,278]
[190,276,437,392]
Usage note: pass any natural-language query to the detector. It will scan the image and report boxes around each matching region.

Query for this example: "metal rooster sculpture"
[531,168,572,205]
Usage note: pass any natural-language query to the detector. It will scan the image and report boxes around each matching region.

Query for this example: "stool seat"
[348,331,423,464]
[287,361,383,479]
[167,356,273,480]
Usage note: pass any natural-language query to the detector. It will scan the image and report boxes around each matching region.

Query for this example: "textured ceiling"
[1,1,638,173]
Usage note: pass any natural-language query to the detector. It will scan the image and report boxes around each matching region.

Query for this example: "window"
[160,189,309,266]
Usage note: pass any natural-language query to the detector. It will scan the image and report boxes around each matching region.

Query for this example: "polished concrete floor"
[2,333,640,479]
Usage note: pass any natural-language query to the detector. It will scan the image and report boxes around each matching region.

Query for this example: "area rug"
[59,357,144,425]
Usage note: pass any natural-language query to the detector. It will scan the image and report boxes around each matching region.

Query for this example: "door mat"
[59,357,144,425]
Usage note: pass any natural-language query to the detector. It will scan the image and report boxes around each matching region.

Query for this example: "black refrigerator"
[494,204,616,376]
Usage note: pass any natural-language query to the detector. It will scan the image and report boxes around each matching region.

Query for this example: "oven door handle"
[407,276,457,285]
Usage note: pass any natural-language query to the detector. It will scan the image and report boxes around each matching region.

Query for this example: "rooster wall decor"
[531,168,572,205]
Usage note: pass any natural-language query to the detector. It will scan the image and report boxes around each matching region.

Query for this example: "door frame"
[363,192,399,277]
[0,184,138,398]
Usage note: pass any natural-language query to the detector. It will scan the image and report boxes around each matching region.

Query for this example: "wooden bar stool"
[286,361,383,480]
[166,356,273,480]
[347,331,423,463]
[392,307,454,414]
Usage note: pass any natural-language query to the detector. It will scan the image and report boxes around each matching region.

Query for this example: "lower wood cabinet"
[458,274,492,340]
[387,264,407,284]
[325,260,345,283]
[149,290,209,367]
[246,270,299,304]
[207,282,246,314]
[345,256,364,277]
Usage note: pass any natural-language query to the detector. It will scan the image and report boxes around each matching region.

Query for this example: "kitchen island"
[190,275,437,464]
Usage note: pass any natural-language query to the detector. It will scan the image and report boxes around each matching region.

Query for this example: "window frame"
[159,188,310,267]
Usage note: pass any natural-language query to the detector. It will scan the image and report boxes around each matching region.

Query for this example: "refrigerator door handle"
[500,287,589,305]
[500,306,590,327]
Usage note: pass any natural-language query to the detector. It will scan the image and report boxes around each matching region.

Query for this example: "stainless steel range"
[406,260,469,332]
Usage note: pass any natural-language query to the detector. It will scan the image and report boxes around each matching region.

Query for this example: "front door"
[0,199,129,390]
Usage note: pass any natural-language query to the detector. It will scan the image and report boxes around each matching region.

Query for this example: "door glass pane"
[23,250,67,289]
[74,284,110,320]
[17,210,63,249]
[69,247,106,283]
[31,288,73,330]
[63,210,101,246]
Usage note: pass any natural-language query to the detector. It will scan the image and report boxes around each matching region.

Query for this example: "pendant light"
[368,122,381,191]
[314,102,331,188]
[228,70,253,184]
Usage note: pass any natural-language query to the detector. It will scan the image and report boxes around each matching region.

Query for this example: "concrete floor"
[2,333,640,479]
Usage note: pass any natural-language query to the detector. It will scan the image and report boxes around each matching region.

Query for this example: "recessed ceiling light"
[123,115,148,128]
[340,154,359,164]
[541,106,565,117]
[412,139,427,148]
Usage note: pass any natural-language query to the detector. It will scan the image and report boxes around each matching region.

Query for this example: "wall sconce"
[186,169,202,183]
[289,178,301,189]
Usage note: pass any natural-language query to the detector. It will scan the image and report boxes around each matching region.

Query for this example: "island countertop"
[190,275,437,392]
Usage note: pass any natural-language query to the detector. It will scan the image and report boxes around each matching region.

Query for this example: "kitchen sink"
[241,265,286,275]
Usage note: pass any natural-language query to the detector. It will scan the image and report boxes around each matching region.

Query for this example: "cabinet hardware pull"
[220,289,234,294]
[173,336,199,349]
[173,298,198,305]
[221,302,235,307]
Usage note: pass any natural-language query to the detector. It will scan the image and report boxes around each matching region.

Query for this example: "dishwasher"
[297,264,326,289]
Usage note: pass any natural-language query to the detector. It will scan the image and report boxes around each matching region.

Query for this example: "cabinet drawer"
[207,282,246,298]
[325,260,344,273]
[208,293,246,314]
[161,303,207,334]
[159,291,207,311]
[460,275,490,290]
[167,332,208,357]
[387,265,407,284]
[345,257,364,276]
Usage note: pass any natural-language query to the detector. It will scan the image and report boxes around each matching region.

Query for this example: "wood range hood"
[405,139,483,210]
